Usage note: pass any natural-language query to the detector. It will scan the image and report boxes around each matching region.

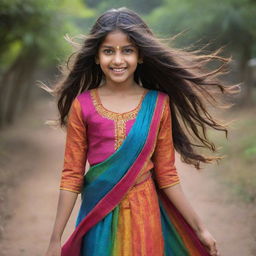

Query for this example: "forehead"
[100,30,135,47]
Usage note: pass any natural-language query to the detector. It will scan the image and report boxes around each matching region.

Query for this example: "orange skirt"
[114,176,164,255]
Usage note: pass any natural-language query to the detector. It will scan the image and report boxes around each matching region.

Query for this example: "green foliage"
[244,145,256,159]
[84,0,164,14]
[85,0,102,8]
[146,0,256,55]
[210,111,256,203]
[0,0,94,68]
[0,41,22,68]
[0,0,95,127]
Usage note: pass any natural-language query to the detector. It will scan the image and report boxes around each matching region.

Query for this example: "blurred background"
[0,0,255,255]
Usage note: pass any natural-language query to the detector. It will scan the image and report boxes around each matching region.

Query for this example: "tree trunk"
[0,53,26,127]
[5,48,40,125]
[0,46,41,127]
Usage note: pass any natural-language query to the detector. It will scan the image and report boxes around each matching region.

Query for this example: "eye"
[103,49,113,55]
[123,48,134,54]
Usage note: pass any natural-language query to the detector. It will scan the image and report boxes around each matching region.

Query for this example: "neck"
[102,78,139,93]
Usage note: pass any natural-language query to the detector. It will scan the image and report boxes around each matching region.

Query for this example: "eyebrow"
[101,44,136,48]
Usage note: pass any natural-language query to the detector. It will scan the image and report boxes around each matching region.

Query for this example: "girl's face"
[96,30,141,85]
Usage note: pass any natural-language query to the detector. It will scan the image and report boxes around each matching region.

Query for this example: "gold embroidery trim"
[90,88,147,150]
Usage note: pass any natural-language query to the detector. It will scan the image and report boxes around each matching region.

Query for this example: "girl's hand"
[196,229,220,256]
[45,240,61,256]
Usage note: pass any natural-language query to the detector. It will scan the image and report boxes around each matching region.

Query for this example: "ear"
[138,58,143,64]
[138,51,143,64]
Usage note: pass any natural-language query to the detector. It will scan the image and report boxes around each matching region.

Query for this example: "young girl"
[44,7,234,256]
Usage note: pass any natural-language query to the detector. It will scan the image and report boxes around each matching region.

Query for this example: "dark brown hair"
[41,7,238,169]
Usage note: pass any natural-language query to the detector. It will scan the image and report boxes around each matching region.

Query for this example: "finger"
[210,243,218,256]
[210,250,218,256]
[213,248,220,256]
[215,245,221,256]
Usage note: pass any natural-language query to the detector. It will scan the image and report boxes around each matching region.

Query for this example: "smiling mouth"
[110,67,127,73]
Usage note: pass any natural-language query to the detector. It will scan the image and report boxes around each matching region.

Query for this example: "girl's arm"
[46,98,87,255]
[163,183,219,256]
[48,190,78,243]
[45,190,78,256]
[163,183,206,233]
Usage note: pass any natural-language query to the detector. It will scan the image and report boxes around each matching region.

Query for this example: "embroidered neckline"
[90,88,148,150]
[90,88,148,121]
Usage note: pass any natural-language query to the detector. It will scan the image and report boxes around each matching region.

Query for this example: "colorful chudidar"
[61,90,210,256]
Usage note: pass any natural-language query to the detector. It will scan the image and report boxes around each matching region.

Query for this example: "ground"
[0,99,255,256]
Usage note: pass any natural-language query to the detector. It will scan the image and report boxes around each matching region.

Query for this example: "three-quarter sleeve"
[59,98,87,194]
[152,95,180,189]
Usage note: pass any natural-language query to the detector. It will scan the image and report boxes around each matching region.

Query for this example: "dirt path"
[0,99,255,256]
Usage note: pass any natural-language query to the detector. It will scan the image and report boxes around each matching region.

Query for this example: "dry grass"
[208,106,256,202]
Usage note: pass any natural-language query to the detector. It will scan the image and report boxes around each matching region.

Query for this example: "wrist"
[192,222,207,234]
[50,234,61,243]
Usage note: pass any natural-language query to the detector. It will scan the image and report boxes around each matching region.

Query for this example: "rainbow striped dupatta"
[61,90,210,256]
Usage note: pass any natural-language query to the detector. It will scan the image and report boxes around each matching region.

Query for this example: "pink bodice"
[77,89,146,166]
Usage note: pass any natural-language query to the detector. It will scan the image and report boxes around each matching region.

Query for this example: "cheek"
[98,56,110,68]
[126,55,139,65]
[129,58,139,70]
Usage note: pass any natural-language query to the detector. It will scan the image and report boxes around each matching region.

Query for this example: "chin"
[108,76,129,84]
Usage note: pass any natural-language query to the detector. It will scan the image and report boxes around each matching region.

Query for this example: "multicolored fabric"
[59,88,180,194]
[61,90,210,256]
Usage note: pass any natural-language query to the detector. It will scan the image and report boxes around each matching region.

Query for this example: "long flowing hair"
[41,7,238,169]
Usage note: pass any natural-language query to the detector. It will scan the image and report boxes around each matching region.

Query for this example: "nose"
[112,51,124,65]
